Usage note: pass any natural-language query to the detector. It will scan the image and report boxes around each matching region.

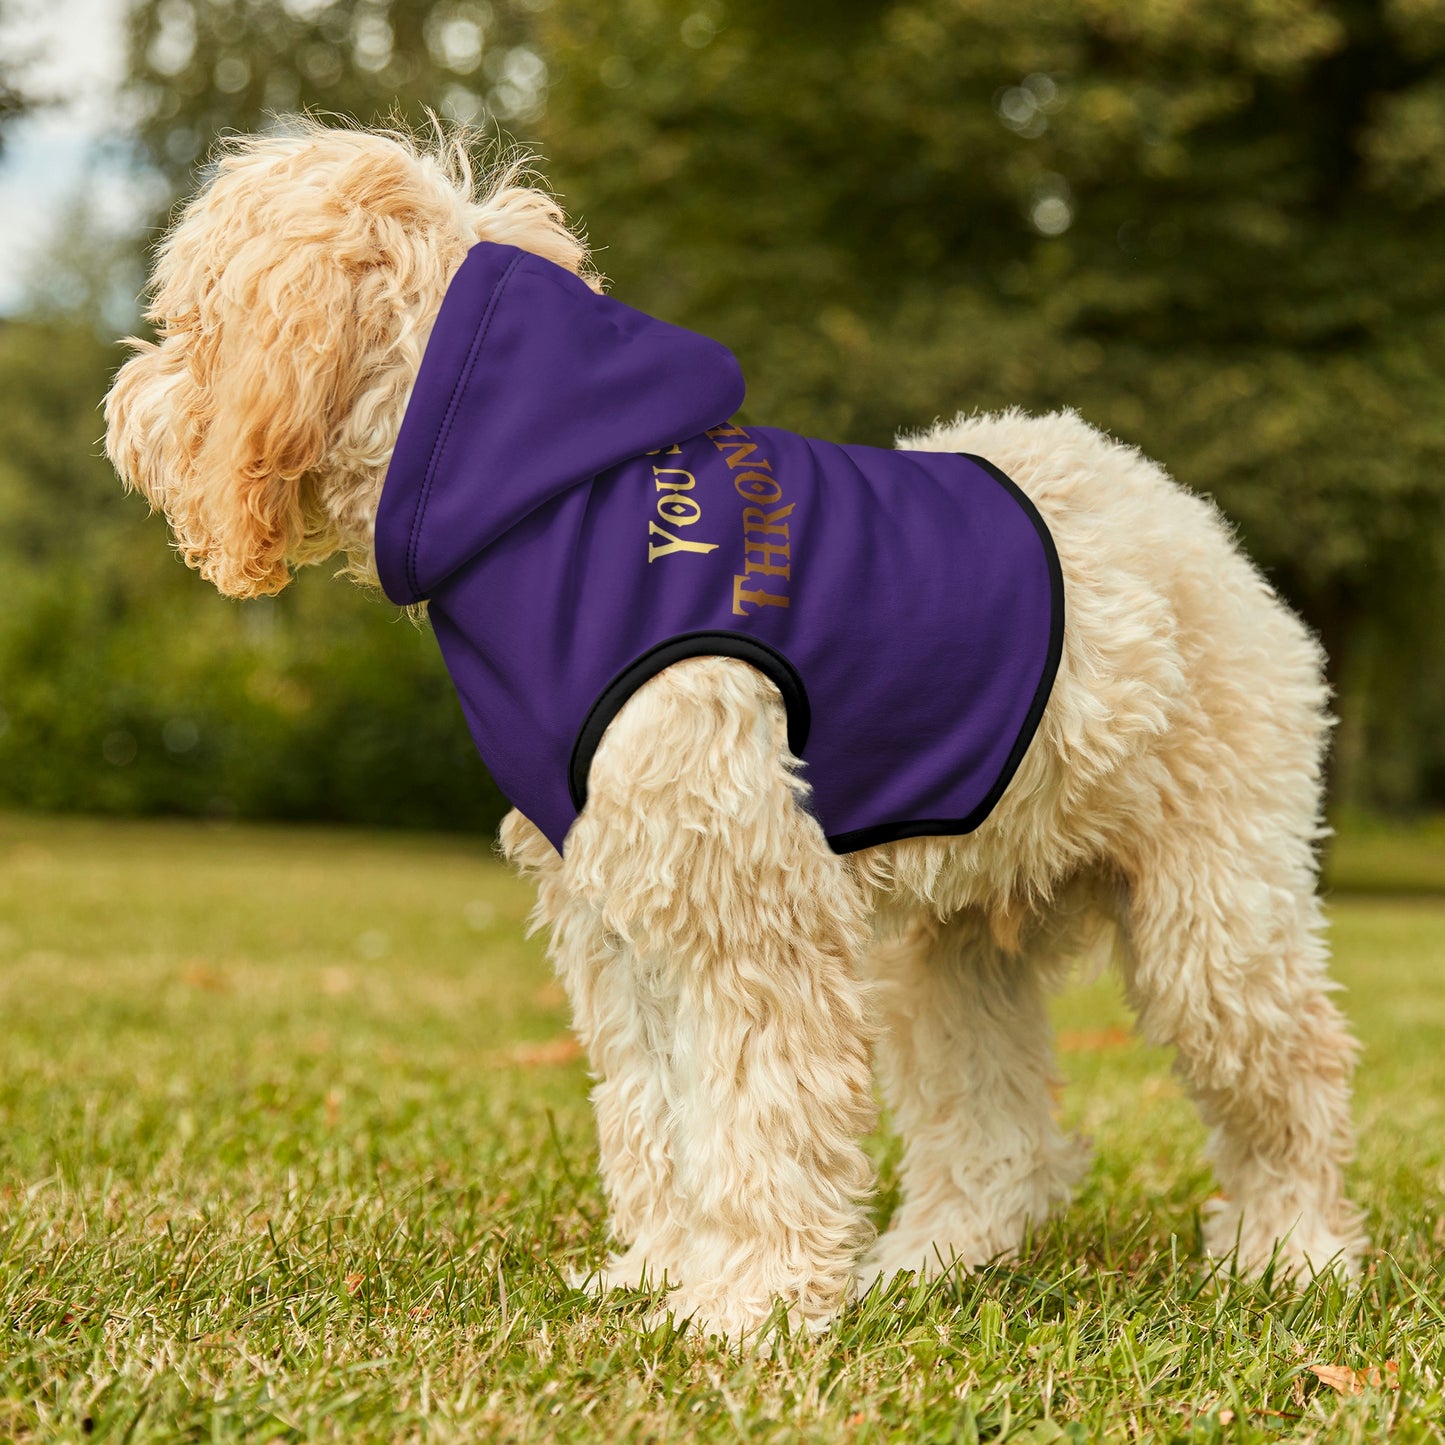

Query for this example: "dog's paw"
[1202,1196,1366,1283]
[856,1239,988,1296]
[861,1137,1091,1295]
[645,1286,837,1350]
[860,1214,1026,1293]
[570,1246,674,1296]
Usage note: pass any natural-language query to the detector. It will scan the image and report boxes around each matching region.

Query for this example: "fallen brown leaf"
[1056,1027,1133,1052]
[1310,1362,1399,1395]
[499,1037,584,1068]
[180,961,229,993]
[344,1273,365,1296]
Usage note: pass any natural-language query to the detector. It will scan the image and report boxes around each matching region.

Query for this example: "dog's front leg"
[564,659,878,1344]
[500,809,688,1290]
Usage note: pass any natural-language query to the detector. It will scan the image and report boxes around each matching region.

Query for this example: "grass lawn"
[2,812,1443,1442]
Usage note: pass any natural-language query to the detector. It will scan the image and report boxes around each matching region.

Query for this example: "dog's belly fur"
[504,407,1362,1341]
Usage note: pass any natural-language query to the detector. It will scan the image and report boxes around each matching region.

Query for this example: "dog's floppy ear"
[185,239,379,598]
[107,237,378,599]
[155,234,388,598]
[106,132,440,599]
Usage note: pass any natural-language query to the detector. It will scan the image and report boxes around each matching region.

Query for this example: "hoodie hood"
[375,242,746,605]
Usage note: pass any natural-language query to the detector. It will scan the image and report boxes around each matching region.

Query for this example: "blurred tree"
[532,0,1445,804]
[124,0,544,186]
[0,0,36,152]
[0,317,129,572]
[0,0,556,835]
[0,316,510,830]
[18,0,1439,823]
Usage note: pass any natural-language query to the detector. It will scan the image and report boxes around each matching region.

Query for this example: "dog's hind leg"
[860,912,1088,1289]
[563,659,878,1343]
[1120,831,1364,1279]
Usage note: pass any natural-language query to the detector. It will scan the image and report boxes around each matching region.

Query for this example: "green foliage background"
[3,0,1444,828]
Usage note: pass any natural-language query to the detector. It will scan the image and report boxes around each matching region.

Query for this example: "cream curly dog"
[105,123,1363,1342]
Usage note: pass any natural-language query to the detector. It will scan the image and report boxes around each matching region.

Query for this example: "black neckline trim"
[564,453,1064,854]
[568,632,812,813]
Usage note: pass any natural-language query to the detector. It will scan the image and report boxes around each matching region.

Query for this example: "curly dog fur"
[105,121,1364,1343]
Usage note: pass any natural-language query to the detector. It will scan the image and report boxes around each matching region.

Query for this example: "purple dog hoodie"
[374,242,1063,854]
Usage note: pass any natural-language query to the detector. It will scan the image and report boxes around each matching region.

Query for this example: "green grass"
[1,812,1443,1442]
[1325,811,1445,896]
